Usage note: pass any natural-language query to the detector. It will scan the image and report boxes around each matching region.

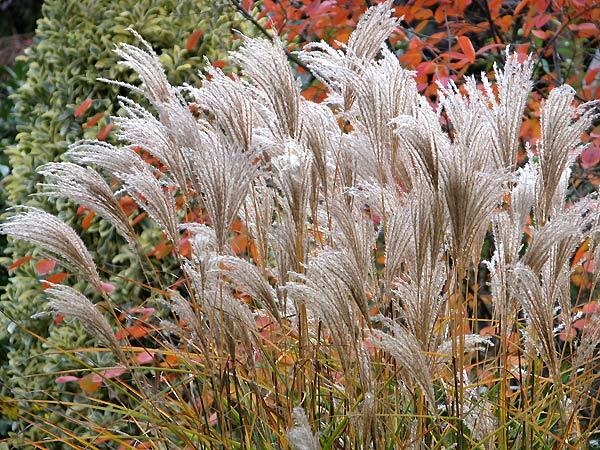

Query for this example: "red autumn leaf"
[476,43,506,55]
[119,195,137,215]
[514,0,529,16]
[569,22,597,38]
[457,36,475,63]
[82,111,106,129]
[179,235,191,258]
[41,272,69,289]
[128,307,156,317]
[35,259,56,276]
[531,29,551,39]
[584,68,600,87]
[581,144,600,169]
[136,351,155,365]
[99,282,116,294]
[573,318,591,330]
[416,61,436,77]
[532,13,551,28]
[583,258,595,273]
[8,255,33,271]
[102,367,127,379]
[186,29,203,52]
[55,375,80,383]
[582,301,599,314]
[559,327,576,342]
[74,98,93,117]
[480,326,497,336]
[97,122,114,141]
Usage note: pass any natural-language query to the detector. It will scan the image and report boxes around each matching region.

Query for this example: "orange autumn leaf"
[571,266,590,289]
[118,196,137,215]
[115,325,150,340]
[584,68,600,87]
[457,35,475,63]
[212,60,226,69]
[97,123,114,141]
[41,272,69,289]
[8,255,33,271]
[230,218,245,233]
[82,111,106,129]
[495,15,514,33]
[399,50,422,67]
[480,326,498,337]
[231,233,249,255]
[81,211,96,230]
[131,212,147,227]
[571,238,590,268]
[186,29,203,52]
[149,241,171,259]
[74,98,92,117]
[161,353,180,368]
[78,375,101,394]
[334,27,352,44]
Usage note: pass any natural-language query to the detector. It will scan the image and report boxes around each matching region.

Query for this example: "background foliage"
[0,0,252,443]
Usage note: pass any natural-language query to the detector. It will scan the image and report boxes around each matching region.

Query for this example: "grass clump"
[2,1,599,448]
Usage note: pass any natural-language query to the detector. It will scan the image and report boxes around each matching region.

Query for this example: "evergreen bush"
[0,0,249,442]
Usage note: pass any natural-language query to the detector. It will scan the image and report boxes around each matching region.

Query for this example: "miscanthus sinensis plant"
[2,1,599,448]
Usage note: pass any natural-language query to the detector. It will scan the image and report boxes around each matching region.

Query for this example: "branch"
[531,4,600,77]
[228,0,313,74]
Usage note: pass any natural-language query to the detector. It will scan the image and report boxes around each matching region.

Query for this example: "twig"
[531,4,600,76]
[228,0,314,74]
[477,0,506,63]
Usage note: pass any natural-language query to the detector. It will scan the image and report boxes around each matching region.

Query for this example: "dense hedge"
[0,0,249,443]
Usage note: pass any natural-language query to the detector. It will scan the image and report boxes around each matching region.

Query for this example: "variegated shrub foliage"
[2,1,599,448]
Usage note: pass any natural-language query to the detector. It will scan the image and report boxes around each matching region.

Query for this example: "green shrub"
[0,0,251,443]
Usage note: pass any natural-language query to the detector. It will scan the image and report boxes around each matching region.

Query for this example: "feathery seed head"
[1,208,102,290]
